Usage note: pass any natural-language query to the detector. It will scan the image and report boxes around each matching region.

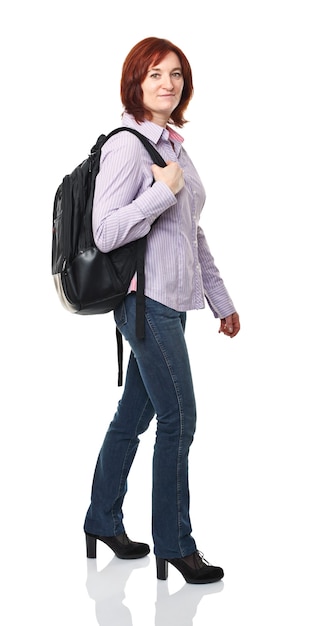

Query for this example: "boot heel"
[86,533,97,558]
[156,557,168,580]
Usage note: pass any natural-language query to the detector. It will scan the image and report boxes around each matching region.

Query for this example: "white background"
[1,1,315,624]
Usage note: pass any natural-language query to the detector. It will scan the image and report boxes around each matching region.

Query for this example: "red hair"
[120,37,193,128]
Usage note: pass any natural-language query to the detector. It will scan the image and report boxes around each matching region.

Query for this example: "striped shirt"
[92,112,236,318]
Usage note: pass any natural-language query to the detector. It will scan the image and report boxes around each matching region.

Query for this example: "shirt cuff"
[205,286,236,319]
[135,181,176,224]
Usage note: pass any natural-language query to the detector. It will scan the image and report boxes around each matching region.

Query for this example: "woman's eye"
[149,71,182,79]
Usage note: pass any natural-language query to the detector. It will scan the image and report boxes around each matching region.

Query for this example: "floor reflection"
[86,556,223,625]
[155,577,224,626]
[86,556,150,625]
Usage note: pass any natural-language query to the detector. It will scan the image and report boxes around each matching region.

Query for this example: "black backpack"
[52,127,166,385]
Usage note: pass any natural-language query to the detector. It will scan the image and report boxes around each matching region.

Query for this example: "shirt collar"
[121,112,184,153]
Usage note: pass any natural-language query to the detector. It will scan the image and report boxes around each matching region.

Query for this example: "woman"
[84,37,240,584]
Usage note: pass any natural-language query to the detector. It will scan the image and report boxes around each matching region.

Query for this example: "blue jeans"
[84,294,197,559]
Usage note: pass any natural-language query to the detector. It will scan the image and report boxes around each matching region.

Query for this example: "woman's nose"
[162,75,174,90]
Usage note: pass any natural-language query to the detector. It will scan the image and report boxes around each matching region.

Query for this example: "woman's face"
[141,51,184,126]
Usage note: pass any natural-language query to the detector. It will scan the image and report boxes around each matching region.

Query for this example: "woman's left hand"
[219,312,240,338]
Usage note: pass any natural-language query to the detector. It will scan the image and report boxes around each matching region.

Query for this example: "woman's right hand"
[151,161,184,195]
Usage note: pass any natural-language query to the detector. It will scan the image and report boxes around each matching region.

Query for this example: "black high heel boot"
[156,557,169,580]
[156,551,224,584]
[85,531,150,560]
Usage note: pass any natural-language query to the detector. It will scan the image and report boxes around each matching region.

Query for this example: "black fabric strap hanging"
[107,127,167,387]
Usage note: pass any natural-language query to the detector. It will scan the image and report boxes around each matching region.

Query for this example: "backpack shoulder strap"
[103,127,167,168]
[99,127,167,385]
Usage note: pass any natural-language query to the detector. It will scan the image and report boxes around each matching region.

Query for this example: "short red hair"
[120,37,193,128]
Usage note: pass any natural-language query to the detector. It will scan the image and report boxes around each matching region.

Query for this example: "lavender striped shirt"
[92,112,236,318]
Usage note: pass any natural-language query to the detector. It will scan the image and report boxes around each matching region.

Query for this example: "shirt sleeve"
[197,226,237,319]
[92,132,176,252]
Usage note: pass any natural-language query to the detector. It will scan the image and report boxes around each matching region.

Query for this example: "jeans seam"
[146,310,186,556]
[176,384,185,555]
[111,397,153,534]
